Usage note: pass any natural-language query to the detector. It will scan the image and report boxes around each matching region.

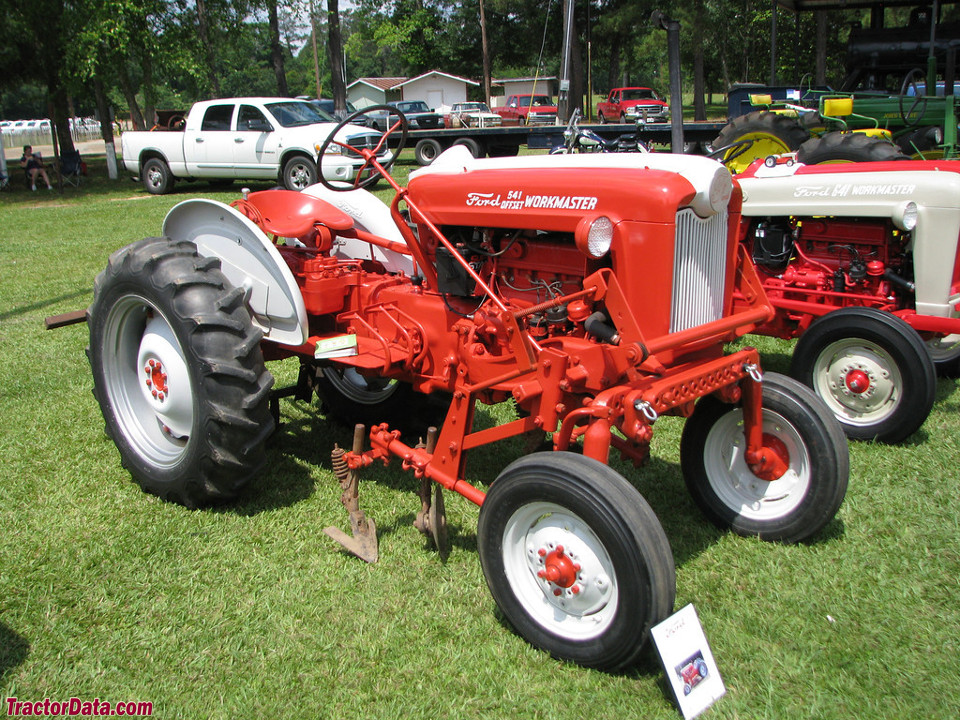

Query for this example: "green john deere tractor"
[714,74,959,173]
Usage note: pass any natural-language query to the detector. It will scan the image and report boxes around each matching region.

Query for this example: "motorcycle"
[551,108,650,154]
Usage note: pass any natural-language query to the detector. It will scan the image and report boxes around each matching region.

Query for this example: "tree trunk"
[142,48,156,129]
[49,84,75,156]
[268,0,289,96]
[692,0,706,121]
[117,67,146,131]
[196,0,222,96]
[94,76,119,180]
[479,0,492,105]
[327,0,346,115]
[815,11,827,85]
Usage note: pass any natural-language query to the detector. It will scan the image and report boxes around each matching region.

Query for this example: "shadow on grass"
[0,288,90,322]
[0,622,30,683]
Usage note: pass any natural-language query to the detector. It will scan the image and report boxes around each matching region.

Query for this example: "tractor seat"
[245,189,354,238]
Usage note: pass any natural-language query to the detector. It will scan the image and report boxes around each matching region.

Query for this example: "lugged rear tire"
[87,237,274,507]
[797,132,908,164]
[713,111,810,173]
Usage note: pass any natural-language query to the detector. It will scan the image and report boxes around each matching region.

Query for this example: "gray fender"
[303,183,415,275]
[162,199,308,345]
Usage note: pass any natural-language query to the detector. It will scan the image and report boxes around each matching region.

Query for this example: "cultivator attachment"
[413,427,449,559]
[324,425,379,563]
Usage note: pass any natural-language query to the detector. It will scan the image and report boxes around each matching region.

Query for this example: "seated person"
[20,145,52,190]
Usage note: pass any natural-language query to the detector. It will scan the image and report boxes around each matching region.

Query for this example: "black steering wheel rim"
[317,104,409,191]
[899,68,928,127]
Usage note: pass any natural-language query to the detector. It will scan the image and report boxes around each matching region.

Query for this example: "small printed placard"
[651,604,725,719]
[314,334,358,359]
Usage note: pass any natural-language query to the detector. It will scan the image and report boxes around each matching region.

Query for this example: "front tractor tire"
[789,307,936,443]
[713,111,810,173]
[797,132,908,164]
[477,452,676,670]
[87,237,275,507]
[680,373,848,543]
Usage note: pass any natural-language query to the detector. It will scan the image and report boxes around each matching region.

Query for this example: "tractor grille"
[670,208,729,333]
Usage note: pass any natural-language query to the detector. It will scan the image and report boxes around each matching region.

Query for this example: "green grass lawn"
[1,155,958,719]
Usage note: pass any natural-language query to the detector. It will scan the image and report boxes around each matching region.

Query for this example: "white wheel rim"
[501,502,618,640]
[811,338,901,426]
[102,295,194,467]
[703,408,811,521]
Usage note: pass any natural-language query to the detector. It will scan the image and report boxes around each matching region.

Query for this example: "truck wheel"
[797,132,908,164]
[597,112,607,124]
[453,137,484,158]
[488,144,519,157]
[713,111,809,174]
[87,237,274,507]
[142,157,174,195]
[414,138,443,166]
[282,155,318,191]
[478,452,675,670]
[680,373,848,543]
[790,307,936,443]
[926,333,960,376]
[619,112,627,123]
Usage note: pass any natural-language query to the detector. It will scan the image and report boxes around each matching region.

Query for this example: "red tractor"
[86,107,848,671]
[737,157,960,443]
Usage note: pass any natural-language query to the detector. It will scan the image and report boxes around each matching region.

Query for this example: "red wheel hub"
[145,358,169,401]
[845,368,870,394]
[747,433,791,482]
[537,545,581,594]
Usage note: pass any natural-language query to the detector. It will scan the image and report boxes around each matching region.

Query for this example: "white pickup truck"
[120,97,388,194]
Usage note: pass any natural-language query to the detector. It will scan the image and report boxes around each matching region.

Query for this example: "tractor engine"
[748,215,915,334]
[433,226,587,339]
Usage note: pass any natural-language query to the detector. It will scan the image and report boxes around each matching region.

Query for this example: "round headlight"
[576,215,615,258]
[896,201,918,231]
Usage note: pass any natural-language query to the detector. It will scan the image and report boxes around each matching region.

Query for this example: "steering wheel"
[317,104,408,192]
[899,68,929,127]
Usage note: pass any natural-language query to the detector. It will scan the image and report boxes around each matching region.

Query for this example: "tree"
[327,0,346,113]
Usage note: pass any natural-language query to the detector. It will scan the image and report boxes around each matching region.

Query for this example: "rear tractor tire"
[790,307,936,443]
[478,452,675,670]
[680,373,848,543]
[713,111,810,173]
[87,237,274,507]
[797,132,908,164]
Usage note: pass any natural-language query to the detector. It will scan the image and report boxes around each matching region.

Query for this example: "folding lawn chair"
[60,150,83,187]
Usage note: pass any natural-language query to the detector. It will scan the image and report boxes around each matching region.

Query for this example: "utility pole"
[651,11,684,153]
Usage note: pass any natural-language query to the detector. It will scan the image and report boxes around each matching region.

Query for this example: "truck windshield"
[396,102,429,113]
[265,101,328,127]
[521,96,553,107]
[622,89,658,101]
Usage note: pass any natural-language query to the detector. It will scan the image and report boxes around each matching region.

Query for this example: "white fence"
[2,120,103,150]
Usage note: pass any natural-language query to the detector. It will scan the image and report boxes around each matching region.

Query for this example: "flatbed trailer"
[403,121,727,164]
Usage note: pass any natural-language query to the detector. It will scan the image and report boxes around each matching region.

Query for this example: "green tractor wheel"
[797,132,909,164]
[713,111,810,173]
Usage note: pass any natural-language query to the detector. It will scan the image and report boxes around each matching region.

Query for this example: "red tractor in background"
[85,107,848,671]
[736,157,960,443]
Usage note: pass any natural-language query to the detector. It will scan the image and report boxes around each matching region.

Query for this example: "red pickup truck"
[494,94,558,124]
[596,87,669,124]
